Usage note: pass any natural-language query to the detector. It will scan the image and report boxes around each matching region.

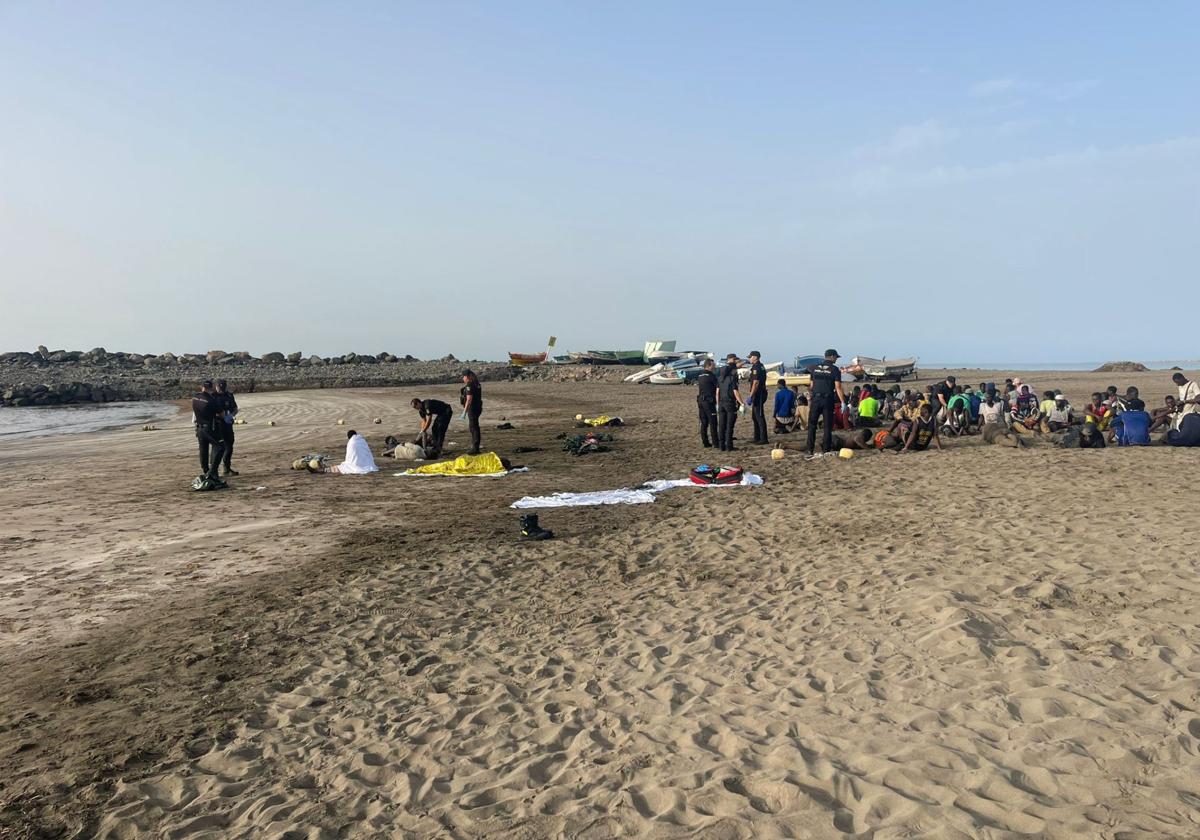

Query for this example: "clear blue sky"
[2,2,1197,363]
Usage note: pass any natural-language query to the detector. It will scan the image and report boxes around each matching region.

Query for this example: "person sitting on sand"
[977,390,1006,428]
[1165,412,1200,447]
[1046,394,1076,432]
[1172,372,1200,428]
[887,393,923,442]
[1149,395,1179,434]
[773,378,796,433]
[1010,385,1046,435]
[1078,420,1106,448]
[945,388,973,436]
[318,430,379,475]
[856,386,881,427]
[902,403,942,452]
[1039,390,1058,422]
[792,391,809,431]
[1085,393,1112,430]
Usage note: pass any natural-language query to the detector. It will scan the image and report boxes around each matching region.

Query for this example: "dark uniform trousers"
[467,410,482,454]
[698,398,718,447]
[806,394,836,453]
[751,390,768,443]
[197,423,227,479]
[718,401,738,450]
[220,422,235,470]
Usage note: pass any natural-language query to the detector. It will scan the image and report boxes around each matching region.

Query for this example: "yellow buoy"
[267,420,277,426]
[292,458,306,470]
[838,447,855,459]
[337,418,345,425]
[308,458,323,472]
[575,414,584,421]
[372,417,382,424]
[770,447,785,460]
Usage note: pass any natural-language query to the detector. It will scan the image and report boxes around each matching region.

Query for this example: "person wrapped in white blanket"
[325,430,379,475]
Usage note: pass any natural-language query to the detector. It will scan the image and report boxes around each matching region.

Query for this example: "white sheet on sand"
[510,473,762,509]
[336,434,379,475]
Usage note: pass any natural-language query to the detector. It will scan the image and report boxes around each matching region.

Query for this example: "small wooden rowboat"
[508,352,548,367]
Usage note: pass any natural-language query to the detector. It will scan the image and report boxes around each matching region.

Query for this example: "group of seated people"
[771,372,1200,450]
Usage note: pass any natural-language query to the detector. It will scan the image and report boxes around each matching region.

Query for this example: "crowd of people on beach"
[695,349,1200,455]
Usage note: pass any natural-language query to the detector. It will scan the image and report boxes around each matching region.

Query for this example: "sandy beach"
[2,369,1200,839]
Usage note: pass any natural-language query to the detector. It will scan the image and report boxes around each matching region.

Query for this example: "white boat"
[737,360,783,380]
[649,370,688,385]
[643,340,679,363]
[853,356,918,382]
[624,362,665,383]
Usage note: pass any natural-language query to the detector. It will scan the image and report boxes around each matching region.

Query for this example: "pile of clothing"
[562,432,613,456]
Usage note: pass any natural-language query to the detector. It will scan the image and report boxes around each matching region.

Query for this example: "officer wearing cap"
[746,350,769,444]
[716,353,745,451]
[806,348,847,455]
[214,378,239,476]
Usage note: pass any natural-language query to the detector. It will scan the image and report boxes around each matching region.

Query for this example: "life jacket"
[689,465,744,485]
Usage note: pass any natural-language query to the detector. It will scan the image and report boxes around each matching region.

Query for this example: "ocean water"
[0,401,179,441]
[926,360,1200,372]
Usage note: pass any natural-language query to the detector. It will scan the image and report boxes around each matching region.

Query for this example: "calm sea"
[0,401,180,441]
[926,360,1200,372]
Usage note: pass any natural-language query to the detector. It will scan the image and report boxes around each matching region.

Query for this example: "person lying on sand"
[902,403,942,452]
[382,435,431,460]
[981,422,1026,448]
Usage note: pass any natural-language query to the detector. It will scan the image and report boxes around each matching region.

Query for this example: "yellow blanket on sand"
[403,452,506,476]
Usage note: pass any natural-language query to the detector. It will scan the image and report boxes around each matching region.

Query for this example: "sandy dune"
[2,372,1200,838]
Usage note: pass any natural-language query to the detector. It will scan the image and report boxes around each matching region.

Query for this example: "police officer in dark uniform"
[806,348,847,455]
[695,358,719,447]
[214,379,238,476]
[746,350,769,444]
[192,380,227,486]
[411,396,454,456]
[460,369,483,455]
[717,354,745,452]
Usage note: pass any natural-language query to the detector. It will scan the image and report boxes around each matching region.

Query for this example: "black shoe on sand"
[520,514,554,541]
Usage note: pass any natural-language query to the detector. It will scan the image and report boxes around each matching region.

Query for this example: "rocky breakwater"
[0,346,512,406]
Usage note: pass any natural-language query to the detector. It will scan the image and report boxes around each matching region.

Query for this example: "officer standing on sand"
[695,358,719,447]
[805,348,847,455]
[192,380,227,487]
[717,354,745,452]
[214,379,238,476]
[746,350,768,444]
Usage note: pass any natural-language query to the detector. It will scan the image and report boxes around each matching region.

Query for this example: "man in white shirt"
[977,392,1006,427]
[1173,373,1200,429]
[1046,394,1075,431]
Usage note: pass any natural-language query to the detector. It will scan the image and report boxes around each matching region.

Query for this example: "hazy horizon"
[3,3,1197,364]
